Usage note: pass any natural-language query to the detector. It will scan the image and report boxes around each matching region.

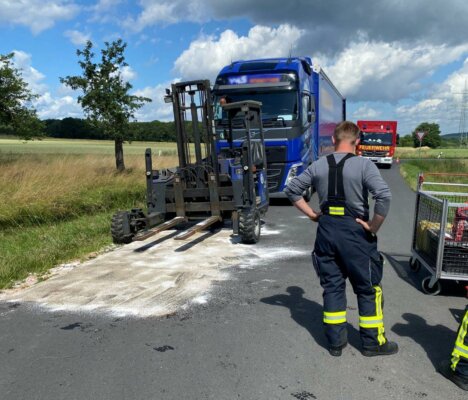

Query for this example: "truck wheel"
[239,209,261,244]
[111,211,134,244]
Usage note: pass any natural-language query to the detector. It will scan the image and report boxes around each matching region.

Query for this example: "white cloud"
[120,65,137,82]
[0,0,79,34]
[352,105,381,119]
[110,65,137,82]
[322,41,468,102]
[10,49,146,121]
[64,29,91,46]
[37,64,139,119]
[12,50,47,95]
[174,24,304,80]
[56,83,77,96]
[11,50,82,119]
[171,23,468,133]
[123,1,468,56]
[173,25,468,105]
[92,0,122,13]
[133,80,180,122]
[89,0,123,23]
[396,99,444,116]
[35,92,83,119]
[123,0,205,32]
[395,58,468,133]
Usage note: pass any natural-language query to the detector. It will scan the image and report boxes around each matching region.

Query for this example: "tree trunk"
[115,139,125,171]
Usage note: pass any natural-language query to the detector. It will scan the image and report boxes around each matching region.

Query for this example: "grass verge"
[0,147,178,289]
[400,159,468,191]
[395,147,468,159]
[0,212,114,288]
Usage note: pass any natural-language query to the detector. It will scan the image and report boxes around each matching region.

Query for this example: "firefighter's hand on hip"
[356,213,385,235]
[356,218,373,232]
[292,198,321,222]
[309,211,322,222]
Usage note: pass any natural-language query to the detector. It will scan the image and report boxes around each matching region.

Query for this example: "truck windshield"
[360,132,393,146]
[214,91,298,123]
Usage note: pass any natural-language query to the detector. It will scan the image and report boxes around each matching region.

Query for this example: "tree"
[0,53,44,139]
[44,117,105,139]
[61,40,151,171]
[412,122,441,148]
[399,134,414,147]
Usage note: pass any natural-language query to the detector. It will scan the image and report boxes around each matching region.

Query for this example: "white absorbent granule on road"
[0,228,307,318]
[259,227,281,236]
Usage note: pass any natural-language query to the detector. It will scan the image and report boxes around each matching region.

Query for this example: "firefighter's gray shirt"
[284,153,392,219]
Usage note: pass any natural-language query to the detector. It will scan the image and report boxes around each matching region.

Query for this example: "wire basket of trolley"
[409,172,468,295]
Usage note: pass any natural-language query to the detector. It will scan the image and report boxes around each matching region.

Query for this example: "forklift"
[111,80,269,244]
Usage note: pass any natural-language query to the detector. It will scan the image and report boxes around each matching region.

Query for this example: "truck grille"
[265,146,287,163]
[362,151,388,157]
[267,163,285,193]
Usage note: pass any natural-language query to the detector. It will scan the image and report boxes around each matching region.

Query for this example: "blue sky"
[1,0,468,135]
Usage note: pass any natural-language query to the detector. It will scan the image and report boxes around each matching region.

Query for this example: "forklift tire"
[111,211,134,244]
[239,209,261,244]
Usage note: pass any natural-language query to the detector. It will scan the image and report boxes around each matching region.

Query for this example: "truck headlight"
[285,163,303,185]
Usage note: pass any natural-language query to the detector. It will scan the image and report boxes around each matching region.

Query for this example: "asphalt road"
[1,166,467,400]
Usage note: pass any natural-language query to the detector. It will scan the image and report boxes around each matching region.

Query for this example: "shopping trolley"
[409,173,468,295]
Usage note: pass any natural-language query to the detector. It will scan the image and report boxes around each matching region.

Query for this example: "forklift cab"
[219,100,267,170]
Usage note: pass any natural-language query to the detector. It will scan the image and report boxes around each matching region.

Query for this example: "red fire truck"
[356,120,398,168]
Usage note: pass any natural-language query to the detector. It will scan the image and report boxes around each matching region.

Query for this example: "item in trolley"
[452,207,468,242]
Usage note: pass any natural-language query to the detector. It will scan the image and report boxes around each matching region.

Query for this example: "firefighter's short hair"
[334,121,360,144]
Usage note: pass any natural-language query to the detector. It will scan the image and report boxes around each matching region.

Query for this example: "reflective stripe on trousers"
[452,310,468,371]
[359,285,386,346]
[324,311,347,324]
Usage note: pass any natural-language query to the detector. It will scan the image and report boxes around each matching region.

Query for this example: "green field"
[395,146,468,159]
[0,137,177,155]
[0,138,178,289]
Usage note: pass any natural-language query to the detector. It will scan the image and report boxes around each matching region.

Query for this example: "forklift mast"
[167,80,219,186]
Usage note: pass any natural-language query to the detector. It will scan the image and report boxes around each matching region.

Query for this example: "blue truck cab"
[213,57,346,197]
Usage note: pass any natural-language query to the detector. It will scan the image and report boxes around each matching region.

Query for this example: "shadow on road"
[133,230,180,252]
[260,286,361,351]
[174,230,218,252]
[384,253,421,290]
[384,253,467,297]
[391,312,463,369]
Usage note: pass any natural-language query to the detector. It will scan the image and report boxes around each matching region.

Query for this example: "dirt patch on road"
[0,229,304,318]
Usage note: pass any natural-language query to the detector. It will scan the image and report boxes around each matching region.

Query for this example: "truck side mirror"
[396,134,400,145]
[308,110,315,123]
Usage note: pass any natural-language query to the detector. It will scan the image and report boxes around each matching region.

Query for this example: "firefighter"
[439,307,468,391]
[285,121,398,357]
